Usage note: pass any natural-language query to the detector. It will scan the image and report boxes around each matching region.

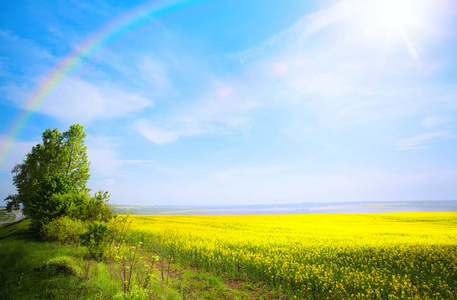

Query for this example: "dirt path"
[0,210,25,225]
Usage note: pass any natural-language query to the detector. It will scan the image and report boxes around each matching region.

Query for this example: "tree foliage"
[4,124,111,233]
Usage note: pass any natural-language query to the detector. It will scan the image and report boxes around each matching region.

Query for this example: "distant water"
[121,201,457,215]
[173,207,457,215]
[4,202,457,217]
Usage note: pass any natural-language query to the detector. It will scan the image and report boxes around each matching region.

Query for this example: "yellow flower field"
[128,213,457,299]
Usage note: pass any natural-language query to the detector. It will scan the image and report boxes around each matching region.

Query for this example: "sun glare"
[377,0,416,32]
[363,0,430,59]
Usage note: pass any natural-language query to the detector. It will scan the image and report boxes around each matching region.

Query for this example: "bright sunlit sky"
[1,0,457,206]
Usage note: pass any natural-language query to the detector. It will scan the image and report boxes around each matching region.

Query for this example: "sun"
[376,0,416,33]
[365,0,427,59]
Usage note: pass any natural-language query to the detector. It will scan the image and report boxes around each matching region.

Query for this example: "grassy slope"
[0,213,15,222]
[0,219,104,299]
[0,208,15,222]
[0,219,284,300]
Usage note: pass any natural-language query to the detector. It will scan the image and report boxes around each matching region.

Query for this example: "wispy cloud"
[421,115,450,129]
[0,31,56,107]
[0,30,54,68]
[131,118,204,145]
[87,137,154,178]
[397,131,452,150]
[235,0,357,63]
[1,29,158,124]
[131,0,457,147]
[137,57,171,90]
[133,79,259,144]
[39,77,152,123]
[227,0,457,134]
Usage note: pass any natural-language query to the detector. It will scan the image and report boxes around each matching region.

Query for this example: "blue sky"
[1,0,456,206]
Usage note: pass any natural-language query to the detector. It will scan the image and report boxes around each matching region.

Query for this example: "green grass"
[0,218,286,299]
[0,210,15,222]
[0,219,119,299]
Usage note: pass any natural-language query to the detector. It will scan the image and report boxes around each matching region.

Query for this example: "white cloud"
[39,77,152,123]
[421,115,450,129]
[397,131,451,150]
[132,119,204,145]
[87,137,154,178]
[0,31,56,107]
[235,0,356,63]
[1,31,166,124]
[0,30,54,66]
[133,78,259,144]
[1,82,32,108]
[69,0,457,151]
[0,41,154,124]
[138,57,171,89]
[175,81,259,127]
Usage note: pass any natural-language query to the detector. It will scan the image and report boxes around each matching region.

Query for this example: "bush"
[80,221,109,261]
[34,256,81,276]
[41,216,86,244]
[30,189,112,237]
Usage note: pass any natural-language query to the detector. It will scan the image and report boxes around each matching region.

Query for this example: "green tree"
[4,124,103,232]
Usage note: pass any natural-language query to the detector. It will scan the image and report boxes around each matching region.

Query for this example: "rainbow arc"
[0,0,202,171]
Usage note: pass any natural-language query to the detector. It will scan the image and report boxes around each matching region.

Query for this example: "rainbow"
[0,0,203,171]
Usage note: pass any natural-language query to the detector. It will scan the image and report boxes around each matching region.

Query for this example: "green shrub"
[41,215,86,244]
[81,221,109,261]
[34,256,81,276]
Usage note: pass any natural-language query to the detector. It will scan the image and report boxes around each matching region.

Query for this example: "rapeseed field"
[128,213,456,299]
